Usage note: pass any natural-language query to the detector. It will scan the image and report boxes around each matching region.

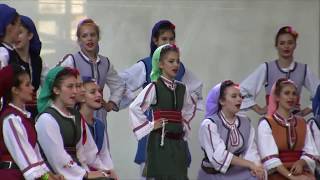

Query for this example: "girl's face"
[153,30,175,47]
[159,51,180,80]
[83,82,102,110]
[220,86,242,115]
[5,17,21,44]
[13,73,34,103]
[276,84,297,112]
[276,33,296,59]
[77,24,99,54]
[15,25,32,50]
[75,76,85,103]
[53,76,78,108]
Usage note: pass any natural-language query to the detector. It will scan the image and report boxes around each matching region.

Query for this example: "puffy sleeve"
[3,114,49,180]
[40,60,49,86]
[181,68,204,111]
[98,131,114,170]
[181,85,197,139]
[242,125,261,165]
[118,62,147,109]
[129,83,156,140]
[76,119,106,171]
[35,113,86,179]
[240,63,267,110]
[300,120,319,172]
[257,119,282,171]
[304,66,320,100]
[104,61,125,110]
[198,119,234,173]
[0,47,9,69]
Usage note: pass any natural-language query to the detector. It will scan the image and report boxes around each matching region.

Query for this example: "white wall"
[2,0,319,179]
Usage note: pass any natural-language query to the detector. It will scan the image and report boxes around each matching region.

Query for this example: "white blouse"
[198,116,260,173]
[2,103,49,180]
[129,76,196,140]
[35,105,107,180]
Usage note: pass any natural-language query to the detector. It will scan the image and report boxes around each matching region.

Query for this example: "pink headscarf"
[267,79,297,116]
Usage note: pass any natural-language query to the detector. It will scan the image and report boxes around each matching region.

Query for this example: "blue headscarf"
[0,4,17,37]
[20,15,42,56]
[150,20,175,56]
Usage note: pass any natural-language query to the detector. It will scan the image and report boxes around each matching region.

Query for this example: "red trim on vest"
[81,116,87,145]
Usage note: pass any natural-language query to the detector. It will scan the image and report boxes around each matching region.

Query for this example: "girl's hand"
[290,159,305,175]
[249,163,265,180]
[252,104,267,115]
[153,118,168,130]
[47,172,64,180]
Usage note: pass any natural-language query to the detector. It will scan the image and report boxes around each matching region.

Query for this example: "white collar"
[2,42,14,51]
[79,50,101,63]
[51,104,75,119]
[8,103,31,118]
[160,75,176,90]
[280,60,295,71]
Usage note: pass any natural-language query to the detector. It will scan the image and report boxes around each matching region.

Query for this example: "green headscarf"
[150,44,171,82]
[37,66,64,113]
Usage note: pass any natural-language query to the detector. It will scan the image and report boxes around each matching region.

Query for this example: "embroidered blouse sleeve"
[104,62,125,110]
[181,85,197,139]
[240,63,267,110]
[3,114,49,180]
[199,119,234,173]
[0,47,9,69]
[98,131,114,170]
[300,121,319,172]
[76,120,106,171]
[257,119,282,171]
[181,68,204,111]
[308,119,320,154]
[35,113,86,179]
[304,66,320,99]
[243,125,261,165]
[118,62,146,109]
[129,83,156,140]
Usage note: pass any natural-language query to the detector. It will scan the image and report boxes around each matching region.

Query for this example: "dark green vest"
[41,107,81,163]
[145,78,188,179]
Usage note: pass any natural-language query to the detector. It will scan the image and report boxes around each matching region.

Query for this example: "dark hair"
[51,67,79,100]
[4,64,29,103]
[159,44,179,62]
[274,78,297,97]
[218,80,238,111]
[10,13,20,26]
[152,22,176,40]
[76,18,100,40]
[275,26,298,46]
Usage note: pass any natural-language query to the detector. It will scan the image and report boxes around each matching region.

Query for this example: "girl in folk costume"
[79,76,118,179]
[0,4,21,68]
[0,65,63,180]
[35,66,113,180]
[58,18,125,130]
[240,26,319,116]
[198,80,264,180]
[129,44,196,179]
[120,19,203,174]
[14,15,49,119]
[257,78,318,180]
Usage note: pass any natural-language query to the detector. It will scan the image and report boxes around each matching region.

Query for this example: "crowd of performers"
[1,3,320,180]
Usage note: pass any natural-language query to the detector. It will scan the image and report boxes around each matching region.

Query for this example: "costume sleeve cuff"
[220,152,233,173]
